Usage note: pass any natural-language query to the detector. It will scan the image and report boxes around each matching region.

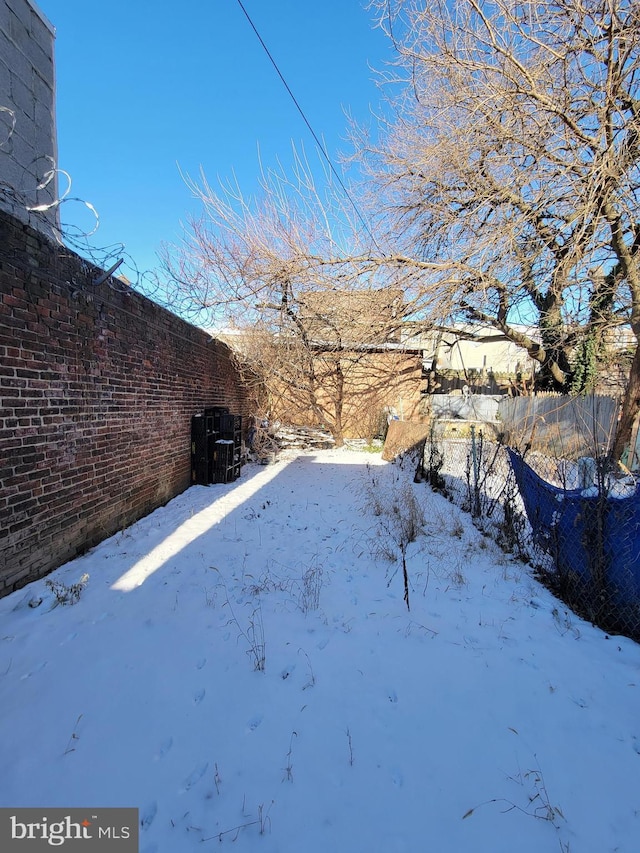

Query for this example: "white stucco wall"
[435,329,536,375]
[0,0,59,237]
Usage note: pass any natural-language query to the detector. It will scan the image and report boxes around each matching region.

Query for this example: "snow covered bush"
[45,573,89,606]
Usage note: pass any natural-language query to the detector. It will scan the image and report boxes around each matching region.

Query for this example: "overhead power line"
[235,0,384,255]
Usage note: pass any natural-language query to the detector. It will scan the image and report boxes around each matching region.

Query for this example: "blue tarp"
[507,448,640,605]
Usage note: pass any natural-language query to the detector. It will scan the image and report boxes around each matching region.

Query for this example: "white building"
[403,322,538,379]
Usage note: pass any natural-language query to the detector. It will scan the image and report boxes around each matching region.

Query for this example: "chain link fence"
[422,425,640,643]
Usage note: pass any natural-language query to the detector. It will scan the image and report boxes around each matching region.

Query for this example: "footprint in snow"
[391,769,404,788]
[196,657,207,670]
[20,661,47,680]
[155,736,173,760]
[193,688,206,705]
[246,714,263,732]
[181,762,209,792]
[387,689,398,704]
[140,800,157,830]
[281,665,295,681]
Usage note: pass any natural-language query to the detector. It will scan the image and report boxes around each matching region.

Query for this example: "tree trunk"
[534,354,571,392]
[332,358,345,447]
[534,307,574,391]
[611,342,640,463]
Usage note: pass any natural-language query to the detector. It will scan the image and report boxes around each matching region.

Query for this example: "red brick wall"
[0,210,254,596]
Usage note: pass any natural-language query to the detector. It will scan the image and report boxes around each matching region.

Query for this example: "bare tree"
[160,151,417,446]
[161,1,640,458]
[360,0,640,457]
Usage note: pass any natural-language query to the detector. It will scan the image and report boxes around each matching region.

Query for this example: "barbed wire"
[0,103,212,319]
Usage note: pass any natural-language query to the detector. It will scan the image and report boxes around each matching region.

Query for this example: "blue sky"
[35,0,394,281]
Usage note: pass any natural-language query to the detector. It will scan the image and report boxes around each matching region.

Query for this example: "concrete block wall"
[0,209,255,596]
[0,0,59,238]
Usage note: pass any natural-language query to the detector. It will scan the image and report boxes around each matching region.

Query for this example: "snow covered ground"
[1,447,639,853]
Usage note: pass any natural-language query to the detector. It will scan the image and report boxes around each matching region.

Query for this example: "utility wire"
[235,0,384,255]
